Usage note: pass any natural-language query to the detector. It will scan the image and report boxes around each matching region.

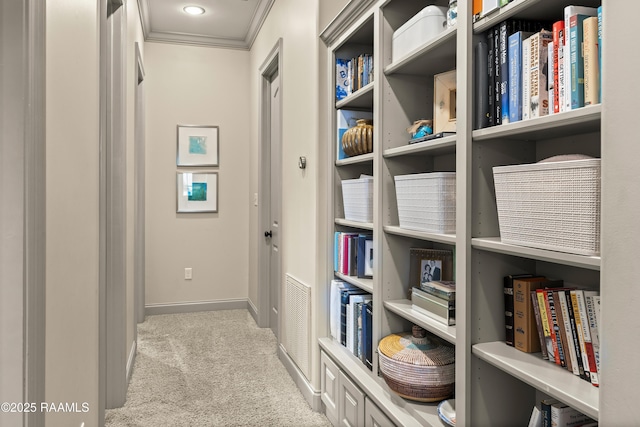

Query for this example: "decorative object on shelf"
[176,171,218,213]
[493,156,601,255]
[447,0,457,28]
[378,326,455,402]
[392,5,447,62]
[408,131,455,145]
[406,119,433,140]
[336,110,373,160]
[395,172,456,233]
[434,70,457,134]
[176,125,219,166]
[409,248,454,289]
[438,399,456,426]
[341,119,373,157]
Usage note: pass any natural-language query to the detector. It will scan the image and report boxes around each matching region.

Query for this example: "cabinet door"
[321,351,340,426]
[338,370,365,427]
[365,397,395,427]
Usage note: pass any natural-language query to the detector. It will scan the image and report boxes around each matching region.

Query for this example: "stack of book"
[335,53,374,101]
[505,274,601,387]
[333,232,373,278]
[329,280,373,370]
[528,399,596,427]
[411,280,456,326]
[475,5,602,130]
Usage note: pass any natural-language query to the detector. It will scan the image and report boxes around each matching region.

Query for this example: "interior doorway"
[258,39,283,339]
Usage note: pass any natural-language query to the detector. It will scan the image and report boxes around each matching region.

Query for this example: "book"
[494,26,501,125]
[528,405,542,427]
[504,273,534,346]
[575,290,599,386]
[508,31,533,123]
[529,30,553,118]
[547,41,555,114]
[475,40,490,129]
[569,290,592,383]
[363,300,373,370]
[583,16,599,106]
[590,294,601,375]
[597,6,602,104]
[341,287,368,346]
[329,280,347,341]
[541,398,559,427]
[408,131,456,144]
[536,288,555,361]
[483,0,499,18]
[419,280,456,301]
[564,291,587,381]
[487,29,495,126]
[546,289,568,368]
[336,58,350,101]
[499,20,511,124]
[552,21,565,114]
[569,14,589,109]
[531,290,549,360]
[513,277,552,353]
[553,290,572,372]
[356,234,373,279]
[412,287,455,326]
[522,35,532,120]
[550,402,594,427]
[557,290,580,376]
[563,6,597,111]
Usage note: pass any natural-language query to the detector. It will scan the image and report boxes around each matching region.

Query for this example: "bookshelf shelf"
[472,237,601,270]
[383,26,456,77]
[384,299,456,344]
[336,152,374,166]
[473,341,599,420]
[335,218,374,231]
[335,81,374,110]
[319,337,442,427]
[334,272,374,294]
[384,225,456,245]
[383,135,456,158]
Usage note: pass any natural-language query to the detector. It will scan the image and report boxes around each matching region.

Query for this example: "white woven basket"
[394,172,456,234]
[341,177,373,222]
[493,159,601,256]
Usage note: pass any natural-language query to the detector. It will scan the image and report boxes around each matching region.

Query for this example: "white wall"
[45,0,100,425]
[144,42,250,306]
[248,0,320,385]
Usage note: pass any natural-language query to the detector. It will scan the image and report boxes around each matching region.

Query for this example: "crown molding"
[319,0,377,46]
[136,0,274,50]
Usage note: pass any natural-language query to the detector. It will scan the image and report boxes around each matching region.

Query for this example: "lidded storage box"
[378,326,455,402]
[341,176,373,223]
[392,5,447,62]
[394,172,456,234]
[493,157,601,256]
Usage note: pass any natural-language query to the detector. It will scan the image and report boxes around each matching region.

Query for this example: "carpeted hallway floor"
[105,310,331,427]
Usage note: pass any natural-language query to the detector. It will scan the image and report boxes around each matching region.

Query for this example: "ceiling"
[137,0,275,49]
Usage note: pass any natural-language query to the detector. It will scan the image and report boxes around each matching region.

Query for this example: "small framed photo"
[434,70,457,134]
[177,172,218,213]
[177,125,219,166]
[409,248,454,289]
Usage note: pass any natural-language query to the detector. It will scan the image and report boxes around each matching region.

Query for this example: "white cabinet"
[338,370,365,427]
[364,397,394,427]
[321,350,340,426]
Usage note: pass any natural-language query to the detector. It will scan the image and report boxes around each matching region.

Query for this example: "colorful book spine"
[530,290,548,360]
[487,30,495,126]
[522,35,532,120]
[576,290,599,386]
[569,14,589,109]
[536,289,555,362]
[564,291,587,380]
[548,41,555,114]
[494,26,502,125]
[570,290,591,382]
[499,20,510,123]
[564,6,597,110]
[557,290,580,376]
[552,21,565,113]
[583,16,599,106]
[547,290,567,368]
[508,31,532,123]
[529,30,553,118]
[597,6,602,103]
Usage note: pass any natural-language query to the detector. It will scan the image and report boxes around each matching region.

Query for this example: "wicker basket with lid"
[378,325,455,402]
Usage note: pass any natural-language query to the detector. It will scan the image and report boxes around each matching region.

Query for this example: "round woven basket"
[378,326,455,402]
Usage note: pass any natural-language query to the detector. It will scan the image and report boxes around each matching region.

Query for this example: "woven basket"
[378,326,455,402]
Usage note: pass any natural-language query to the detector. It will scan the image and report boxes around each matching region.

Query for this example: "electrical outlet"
[185,268,193,280]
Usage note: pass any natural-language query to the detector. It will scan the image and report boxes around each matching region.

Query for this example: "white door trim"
[134,42,146,326]
[257,38,283,329]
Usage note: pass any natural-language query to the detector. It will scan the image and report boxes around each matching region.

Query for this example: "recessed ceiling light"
[183,6,205,15]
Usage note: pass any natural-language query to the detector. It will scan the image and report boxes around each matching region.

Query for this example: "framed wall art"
[177,172,218,213]
[408,248,454,289]
[177,125,219,166]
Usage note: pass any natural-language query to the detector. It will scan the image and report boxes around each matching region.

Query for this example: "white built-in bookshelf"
[316,0,628,425]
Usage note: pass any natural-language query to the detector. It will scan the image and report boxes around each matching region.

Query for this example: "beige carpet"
[105,310,331,427]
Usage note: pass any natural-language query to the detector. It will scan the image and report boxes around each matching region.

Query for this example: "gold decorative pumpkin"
[342,119,373,157]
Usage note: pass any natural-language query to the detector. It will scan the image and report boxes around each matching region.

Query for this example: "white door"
[268,71,282,338]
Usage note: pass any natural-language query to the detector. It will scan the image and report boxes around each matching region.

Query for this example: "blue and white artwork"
[188,182,207,201]
[189,136,207,155]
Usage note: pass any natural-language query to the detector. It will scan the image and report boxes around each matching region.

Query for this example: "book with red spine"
[552,21,565,114]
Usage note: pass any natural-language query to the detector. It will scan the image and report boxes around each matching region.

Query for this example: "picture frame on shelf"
[177,124,219,166]
[176,171,218,213]
[409,248,454,290]
[434,70,457,134]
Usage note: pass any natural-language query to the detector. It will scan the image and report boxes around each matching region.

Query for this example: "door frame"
[134,42,146,327]
[257,38,283,330]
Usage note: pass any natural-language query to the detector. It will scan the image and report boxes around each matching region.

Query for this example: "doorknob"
[264,230,272,238]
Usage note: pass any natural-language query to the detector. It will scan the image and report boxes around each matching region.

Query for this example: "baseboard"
[247,299,259,325]
[126,340,137,383]
[145,298,248,316]
[278,343,323,412]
